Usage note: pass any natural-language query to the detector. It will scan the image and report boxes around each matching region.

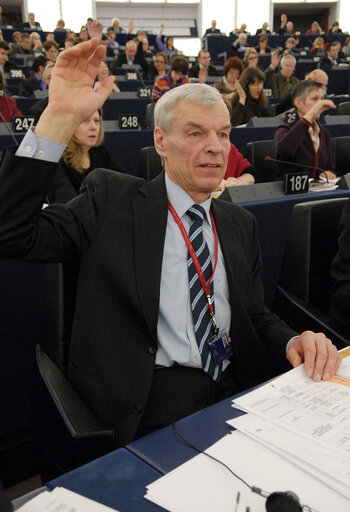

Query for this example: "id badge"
[208,329,232,365]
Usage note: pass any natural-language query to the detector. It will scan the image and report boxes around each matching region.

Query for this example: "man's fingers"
[287,344,303,368]
[88,43,106,68]
[96,75,116,102]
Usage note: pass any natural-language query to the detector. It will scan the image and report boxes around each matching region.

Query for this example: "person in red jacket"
[0,71,22,122]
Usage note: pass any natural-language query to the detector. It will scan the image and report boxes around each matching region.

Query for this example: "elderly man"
[188,49,219,81]
[232,32,247,50]
[107,17,124,34]
[265,51,299,97]
[17,33,34,55]
[116,38,148,74]
[276,68,328,114]
[0,39,341,446]
[204,19,221,36]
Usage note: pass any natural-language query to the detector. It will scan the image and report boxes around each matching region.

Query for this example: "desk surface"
[127,396,243,474]
[47,448,164,512]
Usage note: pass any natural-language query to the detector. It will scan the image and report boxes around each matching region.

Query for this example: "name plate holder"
[119,114,140,130]
[284,172,309,195]
[12,116,36,133]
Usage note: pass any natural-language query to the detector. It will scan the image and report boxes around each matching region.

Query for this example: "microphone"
[0,111,19,147]
[265,155,329,182]
[135,67,154,103]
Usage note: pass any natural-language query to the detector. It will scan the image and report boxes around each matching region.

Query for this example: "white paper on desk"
[17,486,119,512]
[232,364,350,456]
[145,431,350,512]
[228,414,350,499]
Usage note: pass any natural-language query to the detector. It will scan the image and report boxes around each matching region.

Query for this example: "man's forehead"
[171,100,230,128]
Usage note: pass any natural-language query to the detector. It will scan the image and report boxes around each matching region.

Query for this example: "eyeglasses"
[154,60,166,64]
[248,56,258,61]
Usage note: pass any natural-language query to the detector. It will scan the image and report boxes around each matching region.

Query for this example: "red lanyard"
[168,200,219,321]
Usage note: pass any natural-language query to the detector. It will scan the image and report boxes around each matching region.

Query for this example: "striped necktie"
[187,204,221,381]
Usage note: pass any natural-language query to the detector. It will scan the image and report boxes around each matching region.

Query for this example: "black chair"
[138,146,163,180]
[272,198,350,349]
[145,102,155,129]
[324,114,350,124]
[246,139,278,183]
[32,262,116,480]
[247,116,283,127]
[337,101,350,115]
[334,136,350,176]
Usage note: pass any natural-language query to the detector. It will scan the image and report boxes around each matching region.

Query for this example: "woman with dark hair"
[47,110,125,203]
[213,56,244,98]
[230,66,272,126]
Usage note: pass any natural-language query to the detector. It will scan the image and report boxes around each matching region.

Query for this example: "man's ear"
[293,97,301,110]
[153,127,167,158]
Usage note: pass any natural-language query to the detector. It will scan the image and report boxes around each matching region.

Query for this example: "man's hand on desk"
[287,331,342,382]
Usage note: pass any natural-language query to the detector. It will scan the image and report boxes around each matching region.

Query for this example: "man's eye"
[190,132,199,137]
[219,132,228,138]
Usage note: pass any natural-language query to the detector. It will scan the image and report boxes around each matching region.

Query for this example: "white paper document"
[232,364,350,457]
[228,414,350,499]
[145,432,350,511]
[17,487,119,512]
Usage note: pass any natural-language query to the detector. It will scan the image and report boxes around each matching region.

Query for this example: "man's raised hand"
[35,39,115,144]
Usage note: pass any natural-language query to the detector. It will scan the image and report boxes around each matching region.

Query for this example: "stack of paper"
[145,348,350,511]
[17,487,119,512]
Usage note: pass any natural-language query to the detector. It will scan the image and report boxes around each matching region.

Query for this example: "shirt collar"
[165,172,212,224]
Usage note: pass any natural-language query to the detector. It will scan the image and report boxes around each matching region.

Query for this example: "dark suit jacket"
[204,28,221,35]
[0,151,295,446]
[19,76,43,97]
[23,21,42,29]
[115,42,148,74]
[188,63,219,78]
[319,56,344,69]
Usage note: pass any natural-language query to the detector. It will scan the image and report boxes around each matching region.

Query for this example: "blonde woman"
[47,110,125,203]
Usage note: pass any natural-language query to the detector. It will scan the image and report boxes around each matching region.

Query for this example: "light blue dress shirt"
[156,173,231,368]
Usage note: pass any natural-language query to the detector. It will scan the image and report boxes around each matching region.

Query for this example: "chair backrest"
[34,89,48,99]
[278,198,348,311]
[324,114,350,124]
[40,261,79,373]
[145,102,155,129]
[246,139,278,183]
[247,116,283,127]
[334,136,350,176]
[138,146,163,180]
[337,102,350,115]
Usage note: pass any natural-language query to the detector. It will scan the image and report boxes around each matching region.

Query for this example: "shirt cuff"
[15,128,66,163]
[286,335,299,354]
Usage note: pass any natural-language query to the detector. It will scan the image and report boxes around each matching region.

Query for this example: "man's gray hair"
[43,62,55,80]
[154,83,224,132]
[281,54,296,67]
[292,79,325,103]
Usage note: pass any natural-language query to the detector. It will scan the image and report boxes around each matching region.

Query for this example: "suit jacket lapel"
[132,173,168,343]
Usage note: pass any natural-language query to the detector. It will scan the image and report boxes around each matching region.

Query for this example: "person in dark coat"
[274,80,336,180]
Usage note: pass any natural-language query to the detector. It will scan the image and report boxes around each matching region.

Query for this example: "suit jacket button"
[148,346,157,354]
[134,405,143,414]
